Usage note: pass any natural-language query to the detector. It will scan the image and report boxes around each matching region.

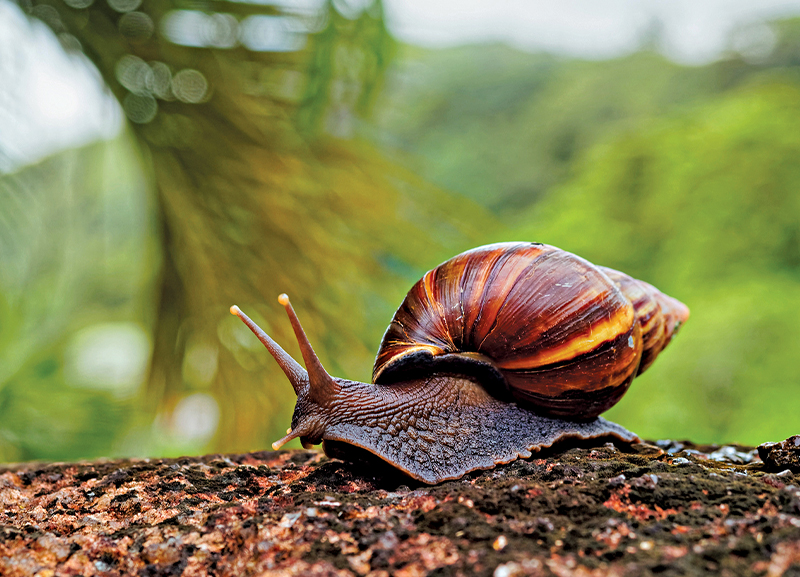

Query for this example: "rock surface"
[1,439,799,576]
[759,436,800,474]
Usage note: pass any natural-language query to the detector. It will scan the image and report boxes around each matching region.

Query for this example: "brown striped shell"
[373,242,689,420]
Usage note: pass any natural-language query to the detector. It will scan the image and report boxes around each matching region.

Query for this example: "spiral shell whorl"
[373,242,655,419]
[599,267,690,375]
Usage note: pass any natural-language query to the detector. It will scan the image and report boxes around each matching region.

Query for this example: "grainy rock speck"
[1,439,800,576]
[759,435,800,474]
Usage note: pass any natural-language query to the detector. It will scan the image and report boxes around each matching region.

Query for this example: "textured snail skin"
[231,242,688,484]
[294,375,637,484]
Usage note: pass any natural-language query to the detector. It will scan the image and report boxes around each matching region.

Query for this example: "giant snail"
[231,242,689,484]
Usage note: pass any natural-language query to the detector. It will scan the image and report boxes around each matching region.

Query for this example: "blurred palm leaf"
[7,0,493,457]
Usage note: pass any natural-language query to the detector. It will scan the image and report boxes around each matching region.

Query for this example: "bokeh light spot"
[65,323,150,397]
[57,32,82,52]
[170,393,220,445]
[159,10,238,49]
[123,92,157,123]
[238,15,307,52]
[147,61,174,100]
[62,0,94,9]
[172,69,208,103]
[160,10,208,48]
[207,13,238,48]
[182,341,219,388]
[119,11,154,41]
[107,0,141,13]
[115,54,152,95]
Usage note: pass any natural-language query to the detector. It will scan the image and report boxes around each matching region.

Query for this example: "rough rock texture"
[1,439,800,577]
[759,436,800,474]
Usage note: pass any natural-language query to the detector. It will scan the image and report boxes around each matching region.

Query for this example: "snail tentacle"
[230,305,309,395]
[277,294,341,406]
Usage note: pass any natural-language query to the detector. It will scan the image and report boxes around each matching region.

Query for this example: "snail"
[230,242,689,484]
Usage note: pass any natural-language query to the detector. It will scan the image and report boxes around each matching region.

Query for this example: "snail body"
[231,242,689,484]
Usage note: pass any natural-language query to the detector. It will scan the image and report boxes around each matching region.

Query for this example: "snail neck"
[288,376,437,448]
[291,368,524,450]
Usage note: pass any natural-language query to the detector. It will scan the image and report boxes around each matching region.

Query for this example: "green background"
[1,1,799,462]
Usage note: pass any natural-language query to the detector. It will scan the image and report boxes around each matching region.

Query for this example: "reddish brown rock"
[0,440,799,576]
[759,435,800,474]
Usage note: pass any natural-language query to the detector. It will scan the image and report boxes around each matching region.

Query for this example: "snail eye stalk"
[276,294,340,405]
[229,305,308,395]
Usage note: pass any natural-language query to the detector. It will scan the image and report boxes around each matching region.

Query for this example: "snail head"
[230,295,342,451]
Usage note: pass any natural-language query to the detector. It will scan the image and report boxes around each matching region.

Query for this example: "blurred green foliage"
[1,2,799,462]
[1,0,492,461]
[0,136,157,460]
[372,22,800,445]
[514,84,800,444]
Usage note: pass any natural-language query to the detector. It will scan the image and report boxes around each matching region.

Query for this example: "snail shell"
[373,242,689,419]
